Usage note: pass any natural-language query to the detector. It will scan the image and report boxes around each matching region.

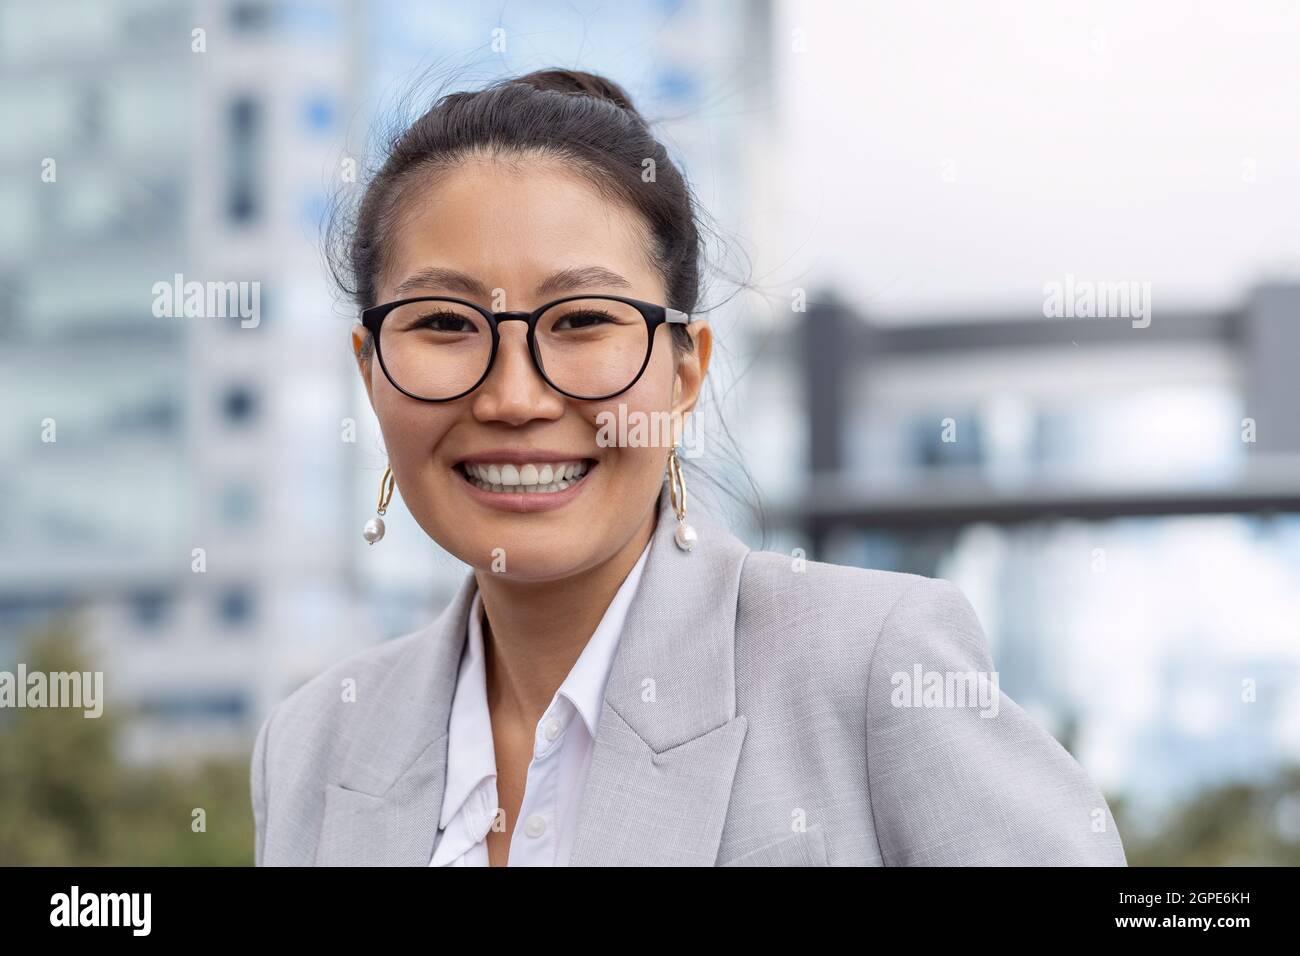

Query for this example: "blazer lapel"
[568,487,752,866]
[315,571,476,866]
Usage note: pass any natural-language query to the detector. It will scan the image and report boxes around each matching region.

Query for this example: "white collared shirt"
[429,541,651,866]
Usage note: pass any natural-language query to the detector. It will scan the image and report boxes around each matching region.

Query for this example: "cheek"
[619,344,677,417]
[592,344,679,475]
[371,372,453,465]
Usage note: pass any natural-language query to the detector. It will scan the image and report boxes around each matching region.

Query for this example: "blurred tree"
[0,617,253,865]
[1111,767,1300,866]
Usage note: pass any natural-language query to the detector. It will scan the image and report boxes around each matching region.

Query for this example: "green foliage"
[0,618,254,865]
[1113,767,1300,866]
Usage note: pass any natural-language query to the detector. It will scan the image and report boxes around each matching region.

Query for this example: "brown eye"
[415,311,478,333]
[553,309,617,331]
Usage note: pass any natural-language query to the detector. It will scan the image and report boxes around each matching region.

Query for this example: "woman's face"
[352,156,710,581]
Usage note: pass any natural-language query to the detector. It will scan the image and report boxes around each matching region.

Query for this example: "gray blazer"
[251,487,1126,866]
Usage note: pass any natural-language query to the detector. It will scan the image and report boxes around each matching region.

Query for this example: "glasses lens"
[535,298,651,398]
[377,299,491,399]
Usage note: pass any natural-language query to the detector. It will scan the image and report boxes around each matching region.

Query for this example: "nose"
[470,315,564,424]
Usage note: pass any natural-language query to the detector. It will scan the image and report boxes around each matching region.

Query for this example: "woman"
[250,69,1126,867]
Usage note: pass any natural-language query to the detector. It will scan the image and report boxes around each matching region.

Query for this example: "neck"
[474,500,658,729]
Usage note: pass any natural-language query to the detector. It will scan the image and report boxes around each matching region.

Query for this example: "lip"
[454,459,596,514]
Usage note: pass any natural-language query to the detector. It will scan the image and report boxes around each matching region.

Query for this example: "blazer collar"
[315,484,751,866]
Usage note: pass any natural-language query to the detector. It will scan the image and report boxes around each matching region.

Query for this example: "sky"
[773,0,1300,319]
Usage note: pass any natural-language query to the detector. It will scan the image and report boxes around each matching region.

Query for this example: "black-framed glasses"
[360,293,694,402]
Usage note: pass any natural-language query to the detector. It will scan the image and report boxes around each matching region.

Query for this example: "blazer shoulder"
[250,612,461,865]
[740,545,933,596]
[735,549,1126,864]
[861,576,1128,864]
[253,622,440,785]
[276,624,434,726]
[737,547,936,647]
[734,550,984,700]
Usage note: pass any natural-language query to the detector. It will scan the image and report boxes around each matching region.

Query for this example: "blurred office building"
[0,0,773,762]
[751,284,1300,811]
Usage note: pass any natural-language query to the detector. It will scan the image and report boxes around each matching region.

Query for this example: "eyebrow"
[535,266,632,298]
[392,265,633,301]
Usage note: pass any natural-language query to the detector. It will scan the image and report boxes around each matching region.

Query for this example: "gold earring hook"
[667,447,687,521]
[377,465,396,516]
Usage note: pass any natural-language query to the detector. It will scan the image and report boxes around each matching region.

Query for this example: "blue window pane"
[138,692,249,719]
[221,384,258,424]
[302,93,334,133]
[217,589,254,628]
[131,591,168,630]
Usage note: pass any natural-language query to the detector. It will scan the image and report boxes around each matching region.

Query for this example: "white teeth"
[461,459,590,494]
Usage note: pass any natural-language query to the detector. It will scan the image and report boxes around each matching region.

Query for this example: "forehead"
[379,155,661,302]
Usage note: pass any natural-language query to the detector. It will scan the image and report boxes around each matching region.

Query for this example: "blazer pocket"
[718,825,828,867]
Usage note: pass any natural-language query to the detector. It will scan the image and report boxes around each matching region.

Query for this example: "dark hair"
[332,68,699,358]
[327,67,767,537]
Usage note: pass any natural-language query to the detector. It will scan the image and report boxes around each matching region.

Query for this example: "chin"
[425,515,590,576]
[468,541,598,583]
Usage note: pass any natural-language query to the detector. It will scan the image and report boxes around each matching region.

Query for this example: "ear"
[671,320,712,421]
[351,324,377,407]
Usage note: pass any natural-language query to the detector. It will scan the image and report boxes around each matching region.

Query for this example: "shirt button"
[543,717,563,741]
[523,814,546,838]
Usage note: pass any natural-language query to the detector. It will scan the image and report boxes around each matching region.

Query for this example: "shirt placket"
[508,701,572,865]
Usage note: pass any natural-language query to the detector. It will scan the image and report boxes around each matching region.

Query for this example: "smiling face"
[352,154,710,581]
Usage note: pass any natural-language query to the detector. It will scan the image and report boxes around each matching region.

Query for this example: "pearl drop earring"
[363,465,395,545]
[667,445,697,552]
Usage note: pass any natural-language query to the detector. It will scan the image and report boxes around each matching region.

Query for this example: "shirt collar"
[437,537,652,831]
[556,537,652,740]
[437,589,498,832]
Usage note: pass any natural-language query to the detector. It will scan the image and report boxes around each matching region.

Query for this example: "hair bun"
[511,68,646,123]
